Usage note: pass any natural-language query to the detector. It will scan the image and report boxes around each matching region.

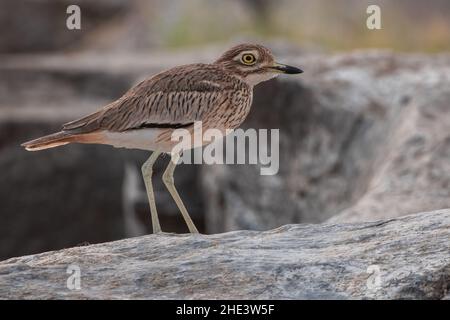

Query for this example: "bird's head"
[214,43,303,86]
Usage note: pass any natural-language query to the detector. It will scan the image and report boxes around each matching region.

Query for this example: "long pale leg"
[141,151,162,233]
[162,153,199,234]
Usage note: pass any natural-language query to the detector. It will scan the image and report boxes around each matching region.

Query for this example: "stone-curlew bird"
[22,44,303,234]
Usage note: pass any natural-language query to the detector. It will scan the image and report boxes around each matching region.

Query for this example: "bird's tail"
[21,131,79,151]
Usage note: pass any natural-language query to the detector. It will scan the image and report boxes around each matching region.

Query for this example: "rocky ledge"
[0,209,448,299]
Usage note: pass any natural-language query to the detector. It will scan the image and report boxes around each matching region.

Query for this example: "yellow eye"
[241,53,256,65]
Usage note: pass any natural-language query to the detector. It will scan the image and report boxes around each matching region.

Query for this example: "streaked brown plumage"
[22,43,303,234]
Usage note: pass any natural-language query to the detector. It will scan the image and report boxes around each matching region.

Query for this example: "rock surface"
[0,209,448,299]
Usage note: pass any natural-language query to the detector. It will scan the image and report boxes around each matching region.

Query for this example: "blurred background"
[1,0,449,260]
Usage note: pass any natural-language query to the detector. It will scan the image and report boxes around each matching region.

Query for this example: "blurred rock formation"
[202,50,450,231]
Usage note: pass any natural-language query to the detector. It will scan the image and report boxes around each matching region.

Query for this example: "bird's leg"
[141,151,162,234]
[162,153,199,234]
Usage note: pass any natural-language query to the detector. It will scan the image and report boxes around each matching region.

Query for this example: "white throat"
[243,72,279,86]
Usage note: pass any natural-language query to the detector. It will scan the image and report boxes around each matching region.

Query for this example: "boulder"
[201,51,450,232]
[0,142,204,260]
[0,209,448,299]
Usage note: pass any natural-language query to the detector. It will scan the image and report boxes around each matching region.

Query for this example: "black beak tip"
[274,64,303,74]
[285,65,303,74]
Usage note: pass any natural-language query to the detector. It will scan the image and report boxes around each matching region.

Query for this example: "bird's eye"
[241,53,256,65]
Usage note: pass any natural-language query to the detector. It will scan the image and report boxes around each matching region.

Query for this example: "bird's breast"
[205,87,253,130]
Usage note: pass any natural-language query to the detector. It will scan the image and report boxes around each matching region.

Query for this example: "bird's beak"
[269,62,303,74]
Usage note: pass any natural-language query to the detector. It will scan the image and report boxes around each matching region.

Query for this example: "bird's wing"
[62,64,238,133]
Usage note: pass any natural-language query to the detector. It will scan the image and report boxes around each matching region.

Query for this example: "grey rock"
[0,142,204,260]
[0,209,448,299]
[202,51,450,231]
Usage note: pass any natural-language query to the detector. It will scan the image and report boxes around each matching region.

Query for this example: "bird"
[22,43,303,234]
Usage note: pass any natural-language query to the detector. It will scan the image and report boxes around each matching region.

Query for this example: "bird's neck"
[242,72,279,87]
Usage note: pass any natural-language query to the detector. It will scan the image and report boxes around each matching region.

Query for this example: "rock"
[201,51,450,232]
[0,143,124,260]
[0,142,204,260]
[0,209,448,299]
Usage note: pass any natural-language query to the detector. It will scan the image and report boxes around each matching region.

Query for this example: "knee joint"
[162,172,174,185]
[141,164,153,176]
